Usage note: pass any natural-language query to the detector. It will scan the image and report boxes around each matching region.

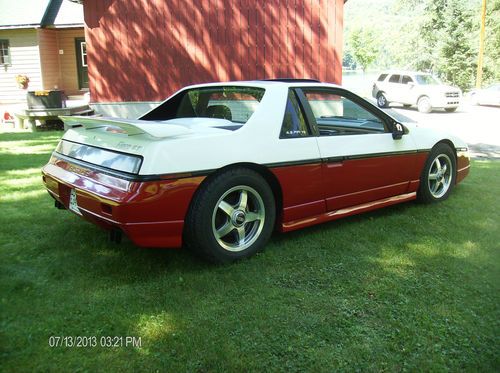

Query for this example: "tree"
[397,0,481,90]
[342,50,357,70]
[345,0,495,88]
[436,1,477,90]
[349,28,379,72]
[483,0,500,83]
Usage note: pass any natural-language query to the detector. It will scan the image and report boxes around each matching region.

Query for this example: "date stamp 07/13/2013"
[48,336,142,348]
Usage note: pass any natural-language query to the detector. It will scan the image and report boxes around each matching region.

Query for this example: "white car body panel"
[471,84,500,106]
[60,81,468,176]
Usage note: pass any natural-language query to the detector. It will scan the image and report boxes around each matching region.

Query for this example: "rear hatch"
[55,115,196,177]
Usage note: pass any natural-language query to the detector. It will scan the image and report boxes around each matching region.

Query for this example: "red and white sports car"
[42,80,470,263]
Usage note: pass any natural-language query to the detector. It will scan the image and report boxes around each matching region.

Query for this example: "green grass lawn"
[1,131,499,372]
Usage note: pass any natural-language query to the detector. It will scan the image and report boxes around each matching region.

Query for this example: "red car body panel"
[42,157,205,248]
[42,148,470,249]
[270,162,326,223]
[456,151,470,183]
[321,152,428,211]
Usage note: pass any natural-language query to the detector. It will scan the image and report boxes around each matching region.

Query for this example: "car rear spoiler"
[59,116,191,139]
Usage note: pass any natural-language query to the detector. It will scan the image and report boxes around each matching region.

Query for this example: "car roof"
[183,80,343,90]
[379,70,432,76]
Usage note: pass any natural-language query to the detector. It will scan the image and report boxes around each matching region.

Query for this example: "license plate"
[69,189,81,215]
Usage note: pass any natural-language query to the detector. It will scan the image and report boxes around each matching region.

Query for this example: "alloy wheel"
[211,186,265,252]
[427,154,453,198]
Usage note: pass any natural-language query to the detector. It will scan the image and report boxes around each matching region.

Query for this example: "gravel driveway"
[382,102,500,160]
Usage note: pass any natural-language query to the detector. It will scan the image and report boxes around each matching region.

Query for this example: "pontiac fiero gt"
[42,80,470,263]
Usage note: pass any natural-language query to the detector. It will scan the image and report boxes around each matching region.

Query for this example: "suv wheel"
[377,93,389,108]
[417,96,432,113]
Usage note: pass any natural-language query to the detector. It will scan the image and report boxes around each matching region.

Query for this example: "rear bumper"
[42,156,204,248]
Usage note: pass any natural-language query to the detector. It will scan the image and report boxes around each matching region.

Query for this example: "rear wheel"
[417,96,432,113]
[377,93,389,108]
[185,168,275,263]
[417,144,456,203]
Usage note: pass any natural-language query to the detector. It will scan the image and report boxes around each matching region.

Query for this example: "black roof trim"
[41,0,63,27]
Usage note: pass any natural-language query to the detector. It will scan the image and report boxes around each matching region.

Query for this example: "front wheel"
[417,144,457,203]
[417,96,432,113]
[377,93,389,108]
[184,168,276,263]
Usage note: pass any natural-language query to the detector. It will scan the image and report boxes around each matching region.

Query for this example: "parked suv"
[372,71,462,113]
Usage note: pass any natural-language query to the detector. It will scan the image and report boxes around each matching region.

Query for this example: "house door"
[75,38,89,89]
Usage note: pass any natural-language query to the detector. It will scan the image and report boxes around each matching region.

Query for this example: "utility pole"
[476,0,487,88]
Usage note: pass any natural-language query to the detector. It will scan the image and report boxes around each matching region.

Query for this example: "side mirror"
[408,82,415,88]
[392,122,405,140]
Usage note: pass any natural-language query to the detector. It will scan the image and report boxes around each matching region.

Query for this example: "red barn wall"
[83,0,344,103]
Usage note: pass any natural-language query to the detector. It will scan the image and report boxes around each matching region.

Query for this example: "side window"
[377,73,388,81]
[301,89,387,136]
[402,75,413,84]
[280,90,310,138]
[389,74,401,83]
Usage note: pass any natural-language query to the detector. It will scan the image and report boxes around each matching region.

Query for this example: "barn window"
[0,39,11,65]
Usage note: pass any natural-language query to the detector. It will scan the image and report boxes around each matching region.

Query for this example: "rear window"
[389,74,401,83]
[377,74,388,81]
[141,86,265,127]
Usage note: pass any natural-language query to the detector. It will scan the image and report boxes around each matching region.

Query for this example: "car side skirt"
[281,192,417,232]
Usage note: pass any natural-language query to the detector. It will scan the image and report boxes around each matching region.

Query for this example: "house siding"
[0,29,43,103]
[56,28,85,95]
[38,29,61,90]
[83,0,344,103]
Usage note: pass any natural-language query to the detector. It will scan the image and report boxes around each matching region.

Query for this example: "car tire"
[445,107,457,112]
[377,93,389,108]
[184,168,276,263]
[417,143,456,204]
[417,96,432,113]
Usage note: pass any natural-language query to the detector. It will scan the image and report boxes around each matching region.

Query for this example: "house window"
[80,42,87,67]
[0,39,11,65]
